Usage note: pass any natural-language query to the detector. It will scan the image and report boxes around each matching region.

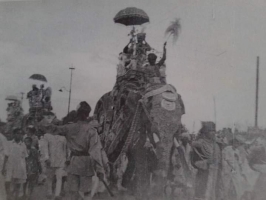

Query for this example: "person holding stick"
[38,101,108,200]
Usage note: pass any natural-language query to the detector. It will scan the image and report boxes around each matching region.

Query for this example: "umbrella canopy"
[5,95,18,101]
[114,7,149,26]
[29,74,47,82]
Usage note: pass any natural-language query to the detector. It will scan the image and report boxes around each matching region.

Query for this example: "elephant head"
[141,84,185,171]
[142,84,185,138]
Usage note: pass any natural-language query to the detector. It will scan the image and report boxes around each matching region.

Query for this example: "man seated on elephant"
[123,33,151,57]
[144,42,167,85]
[123,33,152,72]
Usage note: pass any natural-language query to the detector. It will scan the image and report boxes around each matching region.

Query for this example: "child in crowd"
[0,128,9,200]
[24,125,39,149]
[6,128,28,200]
[3,131,13,199]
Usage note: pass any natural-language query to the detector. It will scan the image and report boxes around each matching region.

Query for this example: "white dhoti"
[0,173,6,200]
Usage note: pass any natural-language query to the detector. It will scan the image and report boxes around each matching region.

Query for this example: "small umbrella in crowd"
[29,74,47,82]
[5,95,18,101]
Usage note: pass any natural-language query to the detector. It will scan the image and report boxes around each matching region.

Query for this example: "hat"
[200,121,216,133]
[181,132,191,140]
[76,101,91,115]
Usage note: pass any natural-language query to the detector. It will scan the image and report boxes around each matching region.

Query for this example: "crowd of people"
[0,106,266,200]
[0,102,107,200]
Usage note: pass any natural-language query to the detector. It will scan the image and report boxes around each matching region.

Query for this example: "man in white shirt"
[6,128,28,199]
[0,131,9,200]
[44,133,69,199]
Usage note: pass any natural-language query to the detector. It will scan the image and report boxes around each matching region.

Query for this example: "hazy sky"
[0,0,265,132]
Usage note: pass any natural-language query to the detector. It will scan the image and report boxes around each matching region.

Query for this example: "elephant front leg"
[134,148,151,200]
[155,135,173,177]
[152,135,174,198]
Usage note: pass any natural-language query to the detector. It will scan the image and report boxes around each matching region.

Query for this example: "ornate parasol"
[114,7,149,26]
[5,95,18,101]
[29,74,47,82]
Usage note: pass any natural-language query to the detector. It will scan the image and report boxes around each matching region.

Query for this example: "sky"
[0,0,265,132]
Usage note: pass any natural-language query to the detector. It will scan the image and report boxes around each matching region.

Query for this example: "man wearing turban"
[191,122,223,200]
[39,101,107,200]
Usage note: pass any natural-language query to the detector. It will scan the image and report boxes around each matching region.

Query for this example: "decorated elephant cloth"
[94,85,143,162]
[142,84,185,172]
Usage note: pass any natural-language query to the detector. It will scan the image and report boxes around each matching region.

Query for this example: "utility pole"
[213,96,217,129]
[255,56,259,128]
[20,92,24,101]
[68,66,75,115]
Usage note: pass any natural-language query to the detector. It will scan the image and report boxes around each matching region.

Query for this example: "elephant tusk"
[153,133,160,143]
[174,137,180,148]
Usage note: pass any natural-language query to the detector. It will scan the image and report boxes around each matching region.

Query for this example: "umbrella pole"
[165,34,171,43]
[68,67,75,115]
[130,26,137,56]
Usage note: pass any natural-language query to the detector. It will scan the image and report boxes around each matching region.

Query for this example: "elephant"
[94,70,185,199]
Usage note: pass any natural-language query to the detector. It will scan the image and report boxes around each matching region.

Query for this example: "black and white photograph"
[0,0,266,200]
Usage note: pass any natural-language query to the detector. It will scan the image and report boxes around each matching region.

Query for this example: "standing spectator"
[6,128,28,200]
[24,137,42,199]
[191,122,223,200]
[38,101,106,200]
[44,133,69,200]
[222,137,247,200]
[0,130,9,200]
[3,131,13,198]
[24,125,39,149]
[37,130,48,184]
[247,135,266,200]
[171,132,194,200]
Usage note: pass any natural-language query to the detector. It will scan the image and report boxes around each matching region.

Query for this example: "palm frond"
[165,18,181,44]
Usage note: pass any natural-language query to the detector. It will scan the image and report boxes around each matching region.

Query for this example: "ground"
[30,184,136,200]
